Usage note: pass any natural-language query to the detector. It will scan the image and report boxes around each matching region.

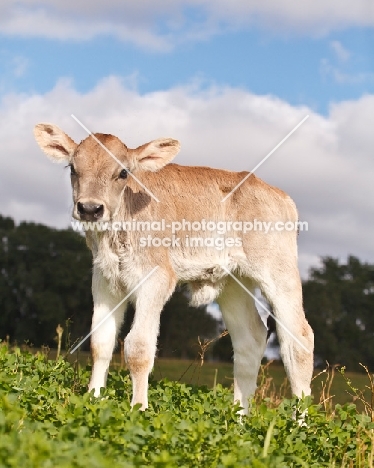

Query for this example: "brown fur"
[34,123,314,413]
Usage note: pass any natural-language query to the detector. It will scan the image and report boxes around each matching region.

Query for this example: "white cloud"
[330,40,350,62]
[0,52,29,93]
[0,76,373,277]
[204,0,374,35]
[12,56,29,77]
[0,1,374,48]
[320,58,374,85]
[336,71,374,85]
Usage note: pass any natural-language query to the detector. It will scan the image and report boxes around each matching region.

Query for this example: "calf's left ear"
[34,123,77,163]
[132,138,181,172]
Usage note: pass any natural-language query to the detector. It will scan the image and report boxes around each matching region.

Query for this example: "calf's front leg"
[88,267,126,396]
[125,268,176,409]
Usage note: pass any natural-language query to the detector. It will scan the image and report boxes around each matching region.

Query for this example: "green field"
[66,349,371,409]
[2,345,374,467]
[151,358,371,409]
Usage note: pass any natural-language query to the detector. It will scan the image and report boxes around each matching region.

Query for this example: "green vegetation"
[2,215,374,465]
[1,345,374,467]
[14,346,373,407]
[2,214,374,372]
[153,358,372,410]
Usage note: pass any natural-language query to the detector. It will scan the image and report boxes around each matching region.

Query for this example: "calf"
[34,123,314,414]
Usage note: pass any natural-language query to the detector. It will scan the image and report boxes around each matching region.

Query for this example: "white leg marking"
[217,277,267,415]
[88,267,126,396]
[261,268,314,398]
[125,269,176,410]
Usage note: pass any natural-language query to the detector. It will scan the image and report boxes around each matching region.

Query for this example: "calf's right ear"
[34,123,77,163]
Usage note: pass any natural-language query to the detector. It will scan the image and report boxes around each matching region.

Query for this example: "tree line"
[1,214,373,370]
[0,215,219,360]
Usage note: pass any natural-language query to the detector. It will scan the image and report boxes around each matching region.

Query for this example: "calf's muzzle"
[77,202,104,221]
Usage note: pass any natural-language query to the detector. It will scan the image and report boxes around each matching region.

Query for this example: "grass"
[37,344,372,410]
[2,343,374,467]
[152,358,372,412]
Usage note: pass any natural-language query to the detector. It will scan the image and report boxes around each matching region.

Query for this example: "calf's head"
[34,124,181,221]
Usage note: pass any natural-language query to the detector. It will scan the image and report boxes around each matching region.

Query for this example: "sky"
[1,0,374,278]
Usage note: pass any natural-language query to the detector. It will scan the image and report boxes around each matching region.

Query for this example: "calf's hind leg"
[260,267,314,398]
[217,277,268,415]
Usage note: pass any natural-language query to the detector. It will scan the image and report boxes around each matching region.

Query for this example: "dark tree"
[303,256,374,371]
[0,215,220,357]
[0,215,92,347]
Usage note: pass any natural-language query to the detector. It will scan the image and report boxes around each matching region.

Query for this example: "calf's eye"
[119,169,128,179]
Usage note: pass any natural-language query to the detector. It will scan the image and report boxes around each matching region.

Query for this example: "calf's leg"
[124,269,176,409]
[217,277,268,415]
[88,267,126,396]
[260,265,314,398]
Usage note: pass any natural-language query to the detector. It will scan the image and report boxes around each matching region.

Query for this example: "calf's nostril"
[77,202,104,218]
[77,202,85,214]
[92,204,104,217]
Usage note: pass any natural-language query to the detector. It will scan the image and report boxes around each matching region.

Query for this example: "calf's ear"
[132,138,181,172]
[34,123,77,163]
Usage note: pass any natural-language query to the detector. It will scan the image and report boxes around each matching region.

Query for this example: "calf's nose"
[77,202,104,219]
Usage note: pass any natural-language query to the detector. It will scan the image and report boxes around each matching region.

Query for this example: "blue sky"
[1,21,373,115]
[1,1,374,276]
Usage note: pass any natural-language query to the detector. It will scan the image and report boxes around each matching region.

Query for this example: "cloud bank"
[1,76,373,276]
[1,1,373,49]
